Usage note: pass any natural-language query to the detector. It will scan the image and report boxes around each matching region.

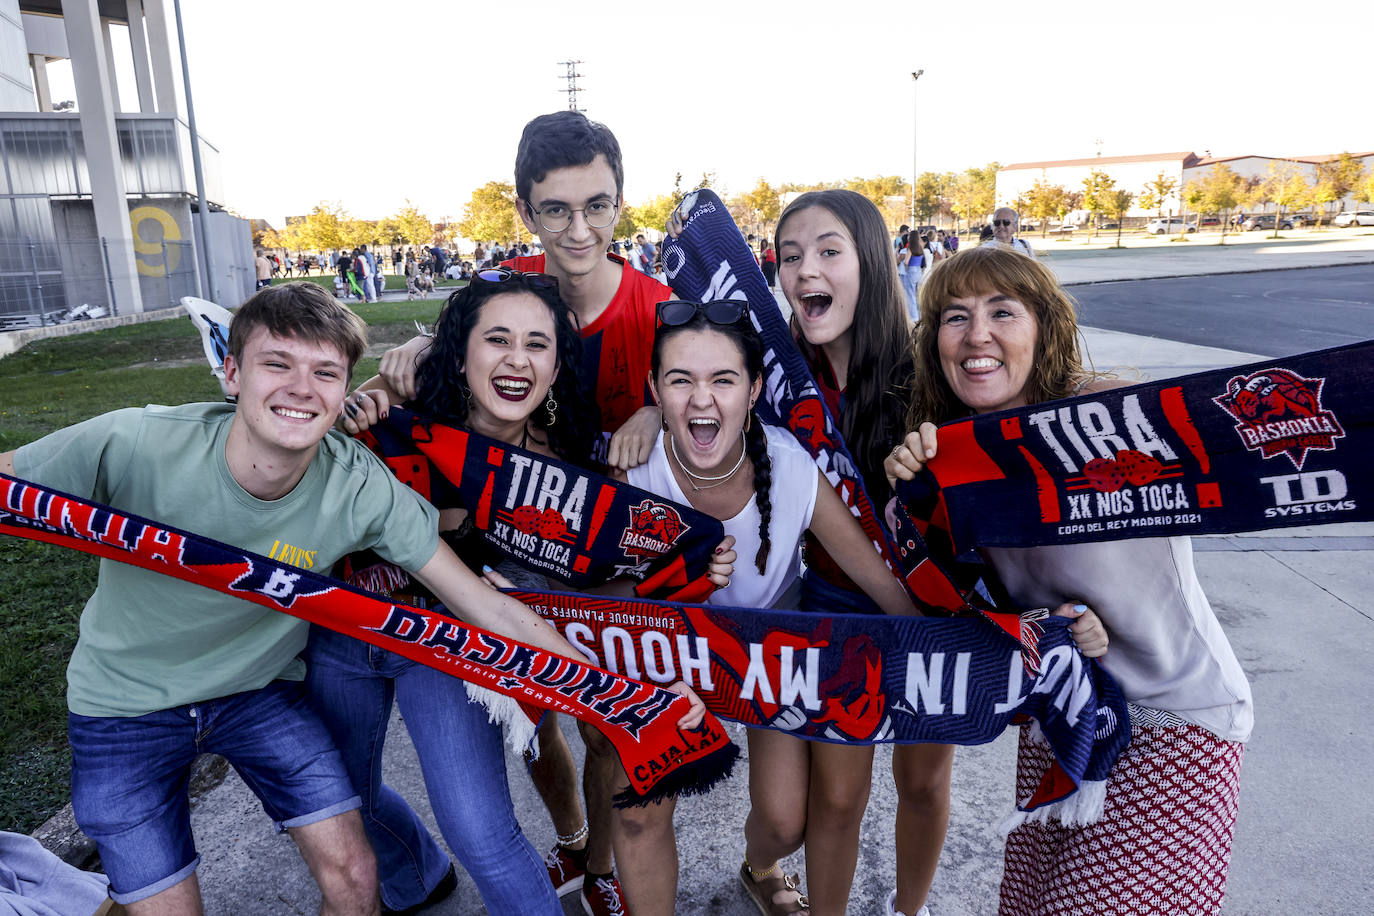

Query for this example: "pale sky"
[55,0,1374,227]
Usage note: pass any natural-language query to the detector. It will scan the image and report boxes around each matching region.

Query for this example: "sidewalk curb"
[1060,255,1374,287]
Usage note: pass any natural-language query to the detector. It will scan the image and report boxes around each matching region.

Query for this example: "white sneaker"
[885,888,930,916]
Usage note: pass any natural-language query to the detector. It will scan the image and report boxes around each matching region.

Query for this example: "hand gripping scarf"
[896,340,1373,550]
[0,473,738,807]
[353,408,725,603]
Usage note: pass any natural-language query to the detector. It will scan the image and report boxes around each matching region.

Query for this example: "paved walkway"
[33,238,1374,914]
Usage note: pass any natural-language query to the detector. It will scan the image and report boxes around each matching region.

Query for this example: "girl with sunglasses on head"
[609,298,922,916]
[318,268,713,916]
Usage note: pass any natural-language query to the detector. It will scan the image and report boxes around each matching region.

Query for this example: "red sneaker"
[544,844,586,897]
[581,875,630,916]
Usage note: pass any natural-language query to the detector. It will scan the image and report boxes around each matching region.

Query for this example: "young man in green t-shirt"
[0,284,685,915]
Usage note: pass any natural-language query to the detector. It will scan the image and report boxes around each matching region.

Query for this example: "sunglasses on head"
[992,219,1014,228]
[471,266,559,291]
[656,299,750,328]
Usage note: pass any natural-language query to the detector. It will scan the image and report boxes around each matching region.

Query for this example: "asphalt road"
[1068,264,1374,357]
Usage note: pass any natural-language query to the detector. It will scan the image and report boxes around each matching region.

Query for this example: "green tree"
[1024,178,1067,237]
[1180,180,1206,241]
[740,178,781,225]
[391,200,437,247]
[1312,153,1365,227]
[1256,162,1309,238]
[1080,169,1116,240]
[1200,164,1244,242]
[1139,171,1179,218]
[1306,179,1340,229]
[1108,189,1134,247]
[457,181,519,246]
[291,202,349,252]
[912,172,944,224]
[633,194,679,237]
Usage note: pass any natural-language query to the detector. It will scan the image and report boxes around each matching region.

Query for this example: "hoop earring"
[459,382,472,406]
[545,392,558,427]
[744,409,752,434]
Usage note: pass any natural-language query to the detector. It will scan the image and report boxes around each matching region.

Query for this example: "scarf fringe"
[612,740,741,809]
[464,682,538,757]
[345,563,410,595]
[998,778,1108,837]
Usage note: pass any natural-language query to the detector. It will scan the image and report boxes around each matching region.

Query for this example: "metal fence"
[0,236,197,331]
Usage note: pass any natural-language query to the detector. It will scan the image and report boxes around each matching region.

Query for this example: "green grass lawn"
[274,272,466,292]
[0,301,442,832]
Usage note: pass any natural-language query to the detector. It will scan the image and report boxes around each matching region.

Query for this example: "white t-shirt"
[629,426,819,609]
[984,536,1252,742]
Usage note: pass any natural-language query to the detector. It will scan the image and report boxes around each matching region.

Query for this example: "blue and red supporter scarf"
[0,473,738,807]
[896,341,1374,550]
[354,409,725,603]
[660,189,1023,637]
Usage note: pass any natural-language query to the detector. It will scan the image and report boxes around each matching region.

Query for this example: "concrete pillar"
[99,18,120,112]
[29,54,51,111]
[124,0,154,112]
[141,0,177,115]
[61,0,144,315]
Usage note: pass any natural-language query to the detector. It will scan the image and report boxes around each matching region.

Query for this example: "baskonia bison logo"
[1213,368,1345,469]
[620,499,691,559]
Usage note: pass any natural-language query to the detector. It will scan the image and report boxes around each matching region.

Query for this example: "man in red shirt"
[378,110,666,916]
[383,112,667,470]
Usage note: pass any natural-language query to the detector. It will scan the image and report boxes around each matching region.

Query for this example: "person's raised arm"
[414,540,705,728]
[605,405,663,471]
[378,335,434,402]
[806,472,918,616]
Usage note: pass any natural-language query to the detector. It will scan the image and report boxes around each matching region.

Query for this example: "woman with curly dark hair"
[308,268,606,916]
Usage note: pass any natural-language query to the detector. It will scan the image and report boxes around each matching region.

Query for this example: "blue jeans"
[304,625,559,916]
[901,265,921,321]
[68,680,359,904]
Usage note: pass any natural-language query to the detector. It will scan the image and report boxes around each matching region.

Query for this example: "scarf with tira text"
[897,340,1373,550]
[352,409,725,603]
[660,190,1024,642]
[0,473,738,807]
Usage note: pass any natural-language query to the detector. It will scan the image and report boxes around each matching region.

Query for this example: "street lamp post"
[911,69,924,227]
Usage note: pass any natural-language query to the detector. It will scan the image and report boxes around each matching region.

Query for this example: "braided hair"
[742,410,772,574]
[650,308,772,574]
[414,277,601,466]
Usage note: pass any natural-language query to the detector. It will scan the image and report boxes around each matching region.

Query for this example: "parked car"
[1287,213,1312,228]
[1243,214,1293,231]
[1199,216,1221,227]
[1146,217,1197,234]
[1333,210,1374,227]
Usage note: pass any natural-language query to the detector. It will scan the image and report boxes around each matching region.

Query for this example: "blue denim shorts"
[68,679,360,904]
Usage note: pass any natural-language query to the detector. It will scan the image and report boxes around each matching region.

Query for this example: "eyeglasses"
[656,299,750,328]
[470,266,559,291]
[992,219,1014,228]
[523,197,619,233]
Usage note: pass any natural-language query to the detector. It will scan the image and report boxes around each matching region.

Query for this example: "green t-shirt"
[15,402,440,717]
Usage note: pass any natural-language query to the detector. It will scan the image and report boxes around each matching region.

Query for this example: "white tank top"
[629,426,819,609]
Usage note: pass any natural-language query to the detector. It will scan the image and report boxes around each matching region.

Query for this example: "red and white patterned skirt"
[999,719,1244,915]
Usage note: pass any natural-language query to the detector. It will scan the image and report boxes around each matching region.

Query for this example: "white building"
[997,150,1373,223]
[0,0,252,329]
